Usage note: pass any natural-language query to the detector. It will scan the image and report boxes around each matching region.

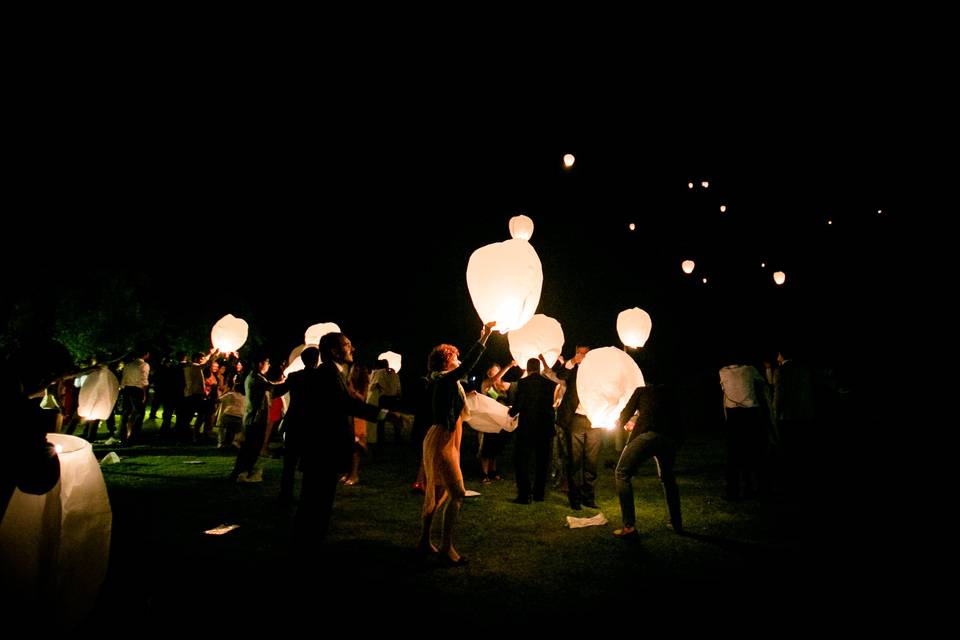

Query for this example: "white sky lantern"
[304,322,341,346]
[508,314,564,369]
[284,344,308,375]
[701,180,709,188]
[577,347,645,430]
[720,205,727,213]
[0,433,112,623]
[629,223,636,231]
[378,350,402,372]
[563,153,576,169]
[687,182,694,189]
[464,393,518,433]
[211,314,248,353]
[773,271,786,286]
[77,365,119,420]
[617,307,653,349]
[508,214,535,241]
[682,259,695,274]
[467,238,543,333]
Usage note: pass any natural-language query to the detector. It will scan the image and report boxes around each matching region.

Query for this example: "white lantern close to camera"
[508,214,535,241]
[617,307,653,349]
[681,259,695,274]
[304,322,341,347]
[508,314,564,369]
[0,433,112,624]
[378,351,402,373]
[467,238,543,333]
[211,314,248,352]
[77,365,119,421]
[577,347,645,430]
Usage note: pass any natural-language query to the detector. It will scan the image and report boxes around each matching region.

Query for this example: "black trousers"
[567,415,601,505]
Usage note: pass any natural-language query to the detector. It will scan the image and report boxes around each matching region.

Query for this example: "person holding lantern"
[417,321,496,566]
[556,345,601,510]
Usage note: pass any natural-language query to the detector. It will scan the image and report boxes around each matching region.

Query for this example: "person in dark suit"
[556,345,601,510]
[508,356,558,504]
[611,384,683,538]
[292,333,396,546]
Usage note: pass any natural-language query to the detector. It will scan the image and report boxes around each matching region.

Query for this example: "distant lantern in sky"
[616,307,653,348]
[467,238,543,333]
[378,351,402,373]
[877,209,883,214]
[773,271,786,286]
[304,322,341,346]
[509,214,535,241]
[681,259,695,274]
[687,182,694,189]
[508,314,564,368]
[720,205,727,213]
[701,181,709,188]
[761,262,766,268]
[77,365,119,421]
[702,277,708,284]
[827,219,833,225]
[577,347,645,430]
[628,223,636,231]
[563,153,576,168]
[211,314,248,353]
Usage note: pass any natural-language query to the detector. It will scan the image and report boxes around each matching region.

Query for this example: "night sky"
[3,102,901,389]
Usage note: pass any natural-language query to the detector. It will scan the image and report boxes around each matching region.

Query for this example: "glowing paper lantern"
[701,181,709,188]
[77,365,119,420]
[378,350,402,372]
[464,393,518,433]
[304,322,341,346]
[617,307,653,349]
[211,314,248,352]
[508,314,564,369]
[576,347,645,430]
[773,271,786,285]
[0,433,112,624]
[720,205,727,213]
[467,238,543,333]
[682,259,695,274]
[563,153,576,168]
[508,214,535,241]
[629,223,636,231]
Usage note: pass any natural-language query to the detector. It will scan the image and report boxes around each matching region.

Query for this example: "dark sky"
[4,94,902,383]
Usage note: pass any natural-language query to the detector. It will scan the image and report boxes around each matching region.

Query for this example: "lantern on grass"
[508,214,534,241]
[617,307,653,349]
[576,347,645,430]
[77,365,119,420]
[773,271,786,286]
[0,433,111,624]
[467,238,543,333]
[681,259,695,274]
[304,322,341,346]
[378,351,402,372]
[464,392,518,433]
[508,314,564,368]
[211,314,248,353]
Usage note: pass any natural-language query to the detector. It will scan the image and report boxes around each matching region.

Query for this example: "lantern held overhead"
[508,314,564,369]
[378,351,402,372]
[211,314,249,353]
[576,347,645,430]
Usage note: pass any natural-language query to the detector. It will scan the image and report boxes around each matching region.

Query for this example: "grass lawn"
[83,420,816,631]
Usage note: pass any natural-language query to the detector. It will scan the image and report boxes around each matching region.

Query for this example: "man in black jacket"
[508,357,558,504]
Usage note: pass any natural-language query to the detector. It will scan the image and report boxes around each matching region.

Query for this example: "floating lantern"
[508,314,564,368]
[304,322,341,346]
[77,365,119,420]
[681,259,695,274]
[563,153,576,168]
[378,351,402,372]
[773,271,786,285]
[617,308,653,349]
[467,238,543,333]
[508,214,534,241]
[0,433,111,624]
[211,314,248,352]
[577,347,645,430]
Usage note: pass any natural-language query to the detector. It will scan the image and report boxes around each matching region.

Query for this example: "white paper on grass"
[508,314,564,369]
[466,238,543,333]
[465,490,482,497]
[78,365,119,420]
[464,392,518,433]
[577,347,645,430]
[0,433,112,624]
[99,452,121,465]
[566,512,609,528]
[211,314,249,352]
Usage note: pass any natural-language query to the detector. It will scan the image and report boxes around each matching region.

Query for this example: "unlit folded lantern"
[378,350,402,372]
[466,238,543,333]
[464,393,518,433]
[0,433,112,624]
[576,347,645,430]
[77,365,119,420]
[508,214,534,241]
[508,314,564,368]
[304,322,341,346]
[617,307,653,348]
[211,314,249,352]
